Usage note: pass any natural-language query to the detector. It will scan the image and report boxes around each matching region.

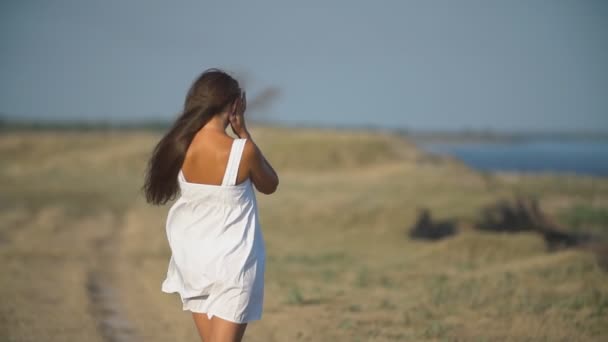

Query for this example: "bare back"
[181,130,250,186]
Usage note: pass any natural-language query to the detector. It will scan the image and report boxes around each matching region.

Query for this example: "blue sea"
[416,140,608,177]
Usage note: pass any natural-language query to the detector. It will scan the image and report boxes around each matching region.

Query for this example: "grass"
[558,204,608,234]
[286,286,305,305]
[0,125,607,341]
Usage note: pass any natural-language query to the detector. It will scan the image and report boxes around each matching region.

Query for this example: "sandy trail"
[0,207,122,342]
[86,208,141,342]
[0,205,203,342]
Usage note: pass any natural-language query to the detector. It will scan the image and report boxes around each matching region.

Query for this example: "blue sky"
[1,0,607,132]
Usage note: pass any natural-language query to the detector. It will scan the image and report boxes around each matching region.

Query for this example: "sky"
[1,0,607,132]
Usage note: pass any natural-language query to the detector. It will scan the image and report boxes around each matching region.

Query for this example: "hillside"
[1,125,607,341]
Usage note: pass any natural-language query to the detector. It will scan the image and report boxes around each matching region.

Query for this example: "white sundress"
[161,138,266,324]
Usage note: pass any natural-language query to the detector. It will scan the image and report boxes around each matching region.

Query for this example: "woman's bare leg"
[210,316,248,342]
[192,312,213,341]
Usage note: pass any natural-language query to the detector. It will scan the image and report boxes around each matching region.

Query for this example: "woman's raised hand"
[229,91,249,138]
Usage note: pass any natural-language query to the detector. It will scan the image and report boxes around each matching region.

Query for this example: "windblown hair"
[142,68,241,205]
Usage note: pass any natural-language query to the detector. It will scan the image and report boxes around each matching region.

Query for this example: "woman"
[142,68,279,342]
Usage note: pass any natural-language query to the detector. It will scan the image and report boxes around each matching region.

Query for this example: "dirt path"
[108,203,201,341]
[86,209,140,342]
[0,205,144,342]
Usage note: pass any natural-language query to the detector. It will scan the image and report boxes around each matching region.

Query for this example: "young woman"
[143,68,279,342]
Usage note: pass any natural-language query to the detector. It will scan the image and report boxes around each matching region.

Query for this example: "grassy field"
[1,126,607,341]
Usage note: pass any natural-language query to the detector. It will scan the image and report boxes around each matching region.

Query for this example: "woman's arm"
[241,131,279,194]
[229,91,279,194]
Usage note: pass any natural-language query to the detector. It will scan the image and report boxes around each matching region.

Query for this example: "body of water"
[417,140,608,177]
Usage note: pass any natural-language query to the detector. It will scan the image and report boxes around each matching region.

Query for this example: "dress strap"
[221,138,247,186]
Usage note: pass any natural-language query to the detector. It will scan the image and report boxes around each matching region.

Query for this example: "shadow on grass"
[408,196,608,271]
[408,208,458,241]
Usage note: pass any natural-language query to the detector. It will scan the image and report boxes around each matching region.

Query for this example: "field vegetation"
[1,125,607,341]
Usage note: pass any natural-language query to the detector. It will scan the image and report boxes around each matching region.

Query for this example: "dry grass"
[1,125,607,341]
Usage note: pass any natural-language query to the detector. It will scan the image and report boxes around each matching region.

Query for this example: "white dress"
[161,138,266,323]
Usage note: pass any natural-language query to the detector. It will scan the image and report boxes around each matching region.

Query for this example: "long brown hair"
[142,68,241,205]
